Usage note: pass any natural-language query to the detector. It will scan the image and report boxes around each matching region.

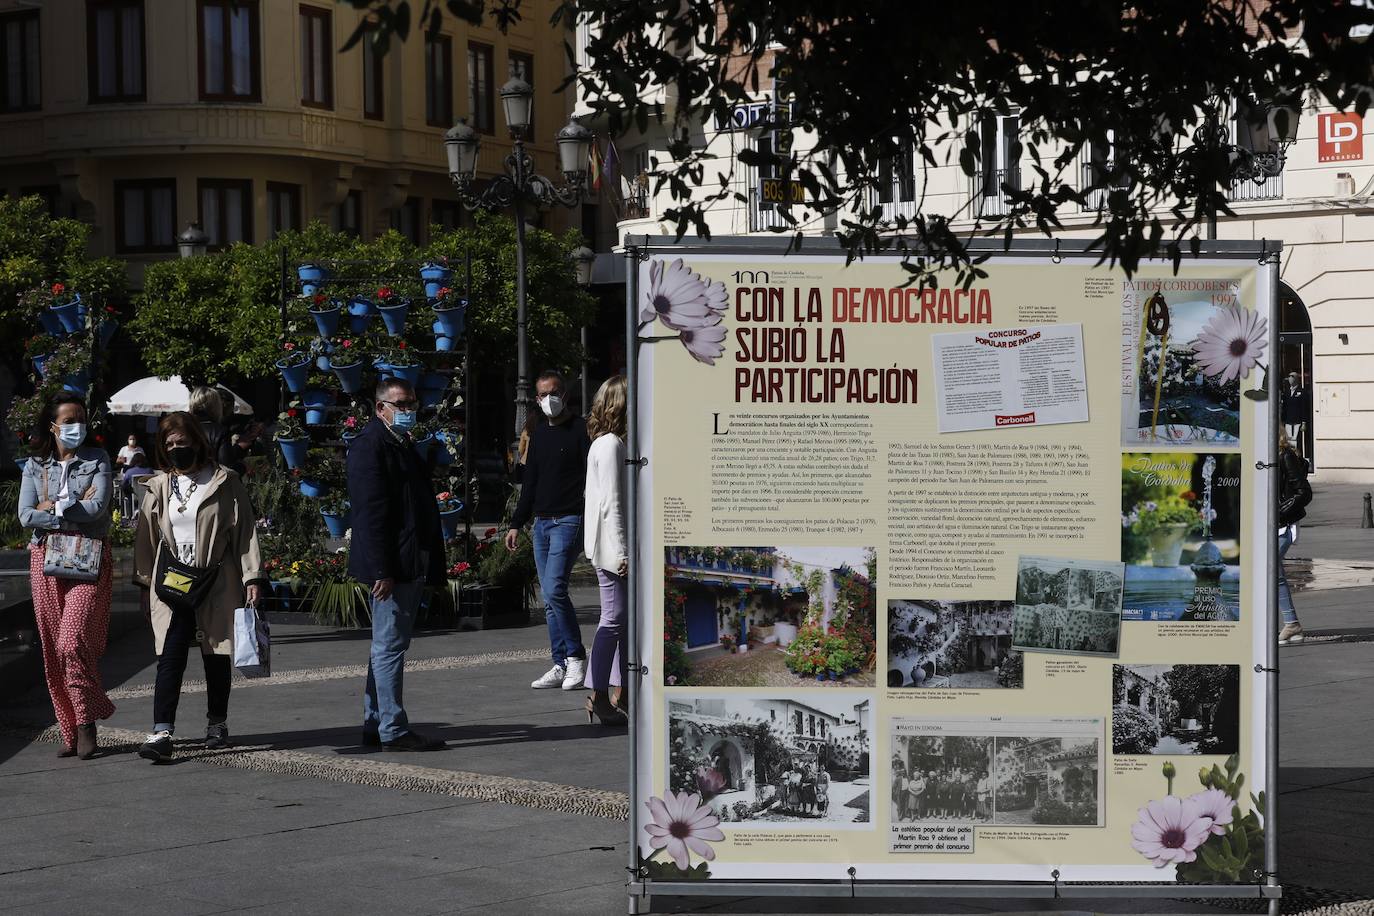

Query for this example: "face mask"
[539,395,564,418]
[389,410,417,431]
[56,423,86,449]
[169,446,197,471]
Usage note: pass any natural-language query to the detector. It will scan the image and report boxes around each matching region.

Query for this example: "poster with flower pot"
[631,245,1277,893]
[1121,452,1243,621]
[1121,279,1262,446]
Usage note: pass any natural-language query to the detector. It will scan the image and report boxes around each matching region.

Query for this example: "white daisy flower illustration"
[680,324,728,365]
[643,790,725,871]
[1191,304,1268,383]
[641,258,728,331]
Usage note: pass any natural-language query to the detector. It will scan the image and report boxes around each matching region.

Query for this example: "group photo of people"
[890,735,995,824]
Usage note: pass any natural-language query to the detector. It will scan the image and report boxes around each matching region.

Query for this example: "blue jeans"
[533,515,585,667]
[1278,524,1299,626]
[364,581,423,741]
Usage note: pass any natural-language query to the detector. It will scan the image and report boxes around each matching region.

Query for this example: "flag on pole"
[588,139,604,192]
[604,139,621,199]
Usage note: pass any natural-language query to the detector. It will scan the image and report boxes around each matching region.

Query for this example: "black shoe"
[138,731,173,763]
[205,723,230,750]
[382,731,446,752]
[362,728,381,747]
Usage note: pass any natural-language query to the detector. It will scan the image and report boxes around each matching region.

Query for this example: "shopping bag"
[232,606,271,678]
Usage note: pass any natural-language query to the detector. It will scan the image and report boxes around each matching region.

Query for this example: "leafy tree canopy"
[346,0,1374,281]
[129,214,595,386]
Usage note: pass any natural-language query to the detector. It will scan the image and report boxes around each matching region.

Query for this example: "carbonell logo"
[995,412,1036,427]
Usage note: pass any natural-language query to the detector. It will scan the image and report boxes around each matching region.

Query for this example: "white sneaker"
[562,657,588,690]
[531,664,566,689]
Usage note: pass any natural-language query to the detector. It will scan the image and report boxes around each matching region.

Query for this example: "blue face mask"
[390,410,417,431]
[56,423,86,449]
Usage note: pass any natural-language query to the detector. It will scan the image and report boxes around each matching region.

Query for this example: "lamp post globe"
[499,77,534,137]
[556,119,594,181]
[177,222,209,259]
[444,119,481,181]
[570,245,595,288]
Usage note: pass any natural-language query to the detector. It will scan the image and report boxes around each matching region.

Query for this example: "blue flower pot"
[320,507,352,538]
[310,306,341,338]
[50,297,83,333]
[302,388,334,426]
[276,355,310,393]
[31,353,51,378]
[815,672,826,682]
[420,263,453,298]
[342,431,361,449]
[382,362,420,386]
[298,263,328,296]
[439,505,464,540]
[313,339,333,371]
[430,432,455,466]
[96,318,118,349]
[62,369,90,394]
[330,360,364,394]
[412,434,434,455]
[298,478,328,498]
[37,307,64,336]
[432,301,466,338]
[277,437,309,470]
[433,334,455,352]
[347,296,375,333]
[377,300,410,337]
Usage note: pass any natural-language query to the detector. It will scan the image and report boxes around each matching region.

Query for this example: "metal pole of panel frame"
[623,240,646,916]
[1264,246,1282,916]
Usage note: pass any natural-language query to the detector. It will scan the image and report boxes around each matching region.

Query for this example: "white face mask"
[539,394,564,418]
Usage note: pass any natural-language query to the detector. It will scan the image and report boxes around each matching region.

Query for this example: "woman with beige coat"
[133,412,263,762]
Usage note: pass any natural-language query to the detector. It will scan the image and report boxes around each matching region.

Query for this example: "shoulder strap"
[39,463,47,504]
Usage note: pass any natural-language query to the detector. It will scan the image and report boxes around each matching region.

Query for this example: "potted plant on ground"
[436,490,464,540]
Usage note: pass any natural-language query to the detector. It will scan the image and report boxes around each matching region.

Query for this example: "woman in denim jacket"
[17,393,114,759]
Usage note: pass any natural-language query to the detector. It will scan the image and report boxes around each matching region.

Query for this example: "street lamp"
[177,222,209,259]
[444,81,594,437]
[1189,95,1301,238]
[571,245,596,412]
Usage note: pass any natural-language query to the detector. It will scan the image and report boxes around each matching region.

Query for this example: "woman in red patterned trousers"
[18,393,115,759]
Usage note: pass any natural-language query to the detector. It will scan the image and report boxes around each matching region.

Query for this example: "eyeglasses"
[381,399,419,411]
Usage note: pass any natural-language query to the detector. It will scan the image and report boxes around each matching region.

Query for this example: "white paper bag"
[232,606,271,678]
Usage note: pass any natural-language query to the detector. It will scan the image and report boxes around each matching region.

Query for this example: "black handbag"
[154,539,221,612]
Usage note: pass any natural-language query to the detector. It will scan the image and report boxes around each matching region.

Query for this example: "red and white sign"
[1318,112,1364,162]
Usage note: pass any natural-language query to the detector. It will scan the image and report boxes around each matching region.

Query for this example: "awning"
[107,376,254,417]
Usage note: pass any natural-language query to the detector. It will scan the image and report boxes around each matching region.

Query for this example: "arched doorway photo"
[1278,281,1314,467]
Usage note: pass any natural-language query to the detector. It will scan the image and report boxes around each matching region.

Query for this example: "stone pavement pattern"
[0,480,1372,915]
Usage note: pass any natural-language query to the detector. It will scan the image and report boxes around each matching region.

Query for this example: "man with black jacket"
[346,377,447,751]
[506,370,592,691]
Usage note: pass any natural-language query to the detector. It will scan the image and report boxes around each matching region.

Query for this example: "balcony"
[748,187,788,232]
[1226,172,1283,202]
[969,168,1019,219]
[1078,160,1133,213]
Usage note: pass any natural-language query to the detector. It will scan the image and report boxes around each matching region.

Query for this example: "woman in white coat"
[582,375,629,726]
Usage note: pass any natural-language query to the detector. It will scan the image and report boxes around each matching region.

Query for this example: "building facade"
[0,0,576,282]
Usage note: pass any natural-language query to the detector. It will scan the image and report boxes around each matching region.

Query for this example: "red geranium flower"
[377,286,393,300]
[51,282,64,295]
[284,341,296,351]
[105,305,117,314]
[286,408,298,417]
[313,293,328,306]
[340,338,352,348]
[397,341,406,350]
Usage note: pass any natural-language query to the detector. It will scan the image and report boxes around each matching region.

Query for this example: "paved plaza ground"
[1,483,1373,914]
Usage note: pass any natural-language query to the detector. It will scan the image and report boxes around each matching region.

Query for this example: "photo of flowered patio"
[661,546,876,687]
[668,695,872,826]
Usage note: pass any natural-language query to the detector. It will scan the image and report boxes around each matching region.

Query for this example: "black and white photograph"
[667,694,873,827]
[1112,664,1241,756]
[1012,555,1125,657]
[887,600,1023,689]
[889,735,995,824]
[992,735,1103,826]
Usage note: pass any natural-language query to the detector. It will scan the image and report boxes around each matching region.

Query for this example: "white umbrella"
[107,376,254,417]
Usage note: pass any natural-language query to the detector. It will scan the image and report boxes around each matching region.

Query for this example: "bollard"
[1363,493,1373,529]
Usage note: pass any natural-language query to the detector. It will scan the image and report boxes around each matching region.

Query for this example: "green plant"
[1112,704,1161,754]
[997,650,1024,688]
[274,404,307,441]
[1129,495,1204,536]
[0,481,26,547]
[319,492,351,515]
[1177,755,1265,884]
[39,338,90,384]
[308,579,371,628]
[24,333,59,360]
[476,528,535,588]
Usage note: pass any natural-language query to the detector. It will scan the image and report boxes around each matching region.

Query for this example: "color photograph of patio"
[662,546,876,687]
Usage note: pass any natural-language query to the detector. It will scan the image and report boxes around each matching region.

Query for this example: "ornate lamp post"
[444,78,594,436]
[570,245,596,411]
[1189,96,1301,239]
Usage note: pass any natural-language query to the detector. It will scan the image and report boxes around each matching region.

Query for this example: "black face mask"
[169,446,198,471]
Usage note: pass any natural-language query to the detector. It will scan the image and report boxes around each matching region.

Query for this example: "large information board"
[625,238,1279,909]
